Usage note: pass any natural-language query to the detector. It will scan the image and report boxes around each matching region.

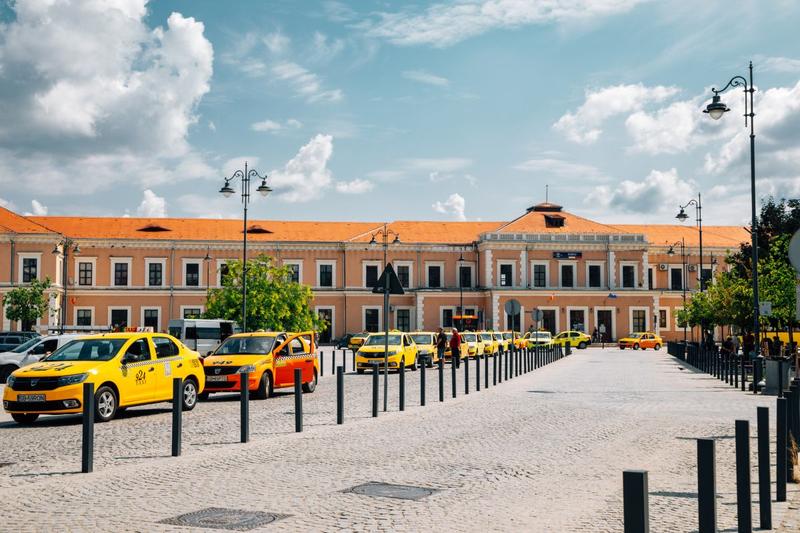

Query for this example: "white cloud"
[365,0,646,47]
[554,84,679,144]
[251,118,304,133]
[335,179,374,194]
[263,31,290,55]
[208,121,216,131]
[760,56,800,73]
[515,158,606,181]
[309,32,345,63]
[588,168,695,215]
[432,192,466,221]
[0,197,17,211]
[269,134,334,202]
[136,189,167,217]
[407,157,472,172]
[402,70,449,86]
[286,119,303,129]
[272,61,343,103]
[23,199,48,216]
[625,100,700,154]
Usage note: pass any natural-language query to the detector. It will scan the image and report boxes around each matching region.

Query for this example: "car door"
[274,335,305,387]
[151,335,184,401]
[291,334,315,383]
[118,336,157,405]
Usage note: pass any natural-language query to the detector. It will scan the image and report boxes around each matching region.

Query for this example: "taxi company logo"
[30,379,38,387]
[135,369,146,385]
[214,368,221,375]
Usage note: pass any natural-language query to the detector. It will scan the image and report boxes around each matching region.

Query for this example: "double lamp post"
[369,224,400,412]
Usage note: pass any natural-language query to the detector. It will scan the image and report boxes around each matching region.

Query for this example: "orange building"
[0,203,748,342]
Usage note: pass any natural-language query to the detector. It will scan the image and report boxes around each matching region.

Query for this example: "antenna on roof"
[545,184,549,203]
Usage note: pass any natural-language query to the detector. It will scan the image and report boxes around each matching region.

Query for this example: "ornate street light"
[52,238,80,334]
[667,238,688,344]
[369,223,400,412]
[676,194,704,291]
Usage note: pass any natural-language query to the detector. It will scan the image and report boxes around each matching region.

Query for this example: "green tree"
[204,255,325,333]
[2,278,52,331]
[758,233,797,332]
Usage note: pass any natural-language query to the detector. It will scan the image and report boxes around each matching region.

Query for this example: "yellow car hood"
[619,337,640,343]
[14,360,106,377]
[359,345,401,353]
[204,354,270,367]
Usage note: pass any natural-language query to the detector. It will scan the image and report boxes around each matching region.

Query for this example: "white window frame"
[75,257,97,288]
[629,306,650,333]
[316,260,337,289]
[314,305,335,337]
[585,261,605,289]
[216,259,230,287]
[456,262,475,289]
[620,261,638,289]
[658,307,671,331]
[182,258,203,288]
[668,266,684,291]
[530,260,550,289]
[145,258,167,288]
[110,257,132,287]
[18,252,42,284]
[141,306,162,331]
[362,305,382,332]
[439,305,456,328]
[496,260,516,288]
[558,260,578,289]
[393,260,414,289]
[362,260,382,289]
[593,306,616,340]
[180,305,205,319]
[107,306,132,328]
[73,306,95,326]
[425,261,445,288]
[463,306,478,317]
[283,259,303,284]
[393,306,414,331]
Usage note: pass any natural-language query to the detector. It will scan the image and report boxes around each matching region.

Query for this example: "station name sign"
[553,251,582,259]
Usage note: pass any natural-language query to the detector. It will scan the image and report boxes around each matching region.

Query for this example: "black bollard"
[753,358,762,395]
[331,348,336,377]
[320,350,324,377]
[493,353,498,385]
[777,397,787,502]
[484,350,489,389]
[451,354,457,398]
[757,407,772,530]
[336,366,344,425]
[438,357,444,403]
[505,350,509,380]
[239,371,250,443]
[697,438,717,533]
[498,350,503,384]
[791,384,800,449]
[372,363,379,417]
[420,357,426,406]
[294,368,303,432]
[734,355,739,388]
[399,360,405,411]
[778,360,784,398]
[81,382,94,474]
[464,354,469,395]
[741,356,746,392]
[476,353,481,392]
[171,377,182,457]
[735,420,752,533]
[622,470,650,533]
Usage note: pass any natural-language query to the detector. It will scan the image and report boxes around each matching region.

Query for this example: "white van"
[0,334,82,382]
[168,319,236,355]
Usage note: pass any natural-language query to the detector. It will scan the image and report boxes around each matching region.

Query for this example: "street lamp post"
[702,61,759,358]
[458,252,465,331]
[52,238,80,334]
[203,247,212,306]
[676,194,704,291]
[667,239,687,344]
[369,224,400,412]
[219,162,272,333]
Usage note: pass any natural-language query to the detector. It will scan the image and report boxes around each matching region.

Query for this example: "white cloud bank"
[589,168,695,215]
[269,134,335,202]
[433,192,466,221]
[136,189,167,218]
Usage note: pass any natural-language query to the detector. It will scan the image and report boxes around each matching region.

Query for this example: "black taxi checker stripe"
[121,356,182,369]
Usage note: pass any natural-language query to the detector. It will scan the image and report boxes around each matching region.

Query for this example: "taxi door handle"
[177,363,183,368]
[304,359,312,363]
[148,367,155,372]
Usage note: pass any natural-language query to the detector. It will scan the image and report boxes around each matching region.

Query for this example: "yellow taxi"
[348,332,368,351]
[513,331,530,349]
[3,332,205,424]
[410,332,439,367]
[480,332,499,355]
[356,331,418,373]
[618,332,663,351]
[201,331,318,399]
[553,330,591,349]
[493,332,509,352]
[460,332,485,358]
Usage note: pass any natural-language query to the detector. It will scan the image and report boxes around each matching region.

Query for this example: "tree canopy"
[2,278,52,331]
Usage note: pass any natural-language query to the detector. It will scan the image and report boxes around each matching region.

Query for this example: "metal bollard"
[81,382,94,473]
[757,407,772,530]
[331,348,336,376]
[294,368,303,432]
[623,470,650,533]
[498,350,503,384]
[741,356,746,392]
[172,377,182,457]
[320,350,324,377]
[791,384,800,449]
[451,354,457,398]
[697,438,717,533]
[336,366,344,425]
[777,397,787,501]
[372,363,379,417]
[420,357,426,407]
[399,360,405,411]
[464,354,469,395]
[734,355,739,388]
[753,357,762,394]
[493,353,498,385]
[735,420,752,533]
[240,371,250,443]
[438,357,444,403]
[484,350,489,389]
[476,353,481,392]
[505,350,509,380]
[778,360,784,398]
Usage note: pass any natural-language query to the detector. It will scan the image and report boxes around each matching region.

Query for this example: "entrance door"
[569,310,585,332]
[597,310,613,342]
[542,310,556,335]
[317,309,332,343]
[506,312,520,332]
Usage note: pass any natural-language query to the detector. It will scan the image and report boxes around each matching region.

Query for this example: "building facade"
[0,203,748,341]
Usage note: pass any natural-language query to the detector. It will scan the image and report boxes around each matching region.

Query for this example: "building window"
[648,268,654,290]
[183,308,202,319]
[76,309,92,326]
[148,263,163,287]
[701,267,713,285]
[114,262,129,286]
[22,258,37,282]
[622,265,636,288]
[144,309,159,330]
[319,264,333,287]
[287,263,300,283]
[670,268,683,290]
[364,308,380,332]
[110,309,129,329]
[459,265,472,288]
[365,264,379,288]
[397,265,410,288]
[659,309,667,329]
[588,265,602,288]
[396,309,411,332]
[185,263,199,286]
[219,263,230,286]
[560,264,574,288]
[499,264,513,287]
[442,308,453,328]
[632,309,646,332]
[532,264,547,288]
[427,265,441,288]
[78,262,93,286]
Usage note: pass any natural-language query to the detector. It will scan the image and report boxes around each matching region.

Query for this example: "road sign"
[759,301,772,316]
[599,324,606,334]
[504,299,521,315]
[531,308,543,322]
[372,264,405,295]
[789,230,800,273]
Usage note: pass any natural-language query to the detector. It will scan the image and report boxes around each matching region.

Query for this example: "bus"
[167,319,236,354]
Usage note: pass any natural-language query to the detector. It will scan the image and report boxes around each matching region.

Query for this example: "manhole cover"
[159,508,290,531]
[345,482,437,501]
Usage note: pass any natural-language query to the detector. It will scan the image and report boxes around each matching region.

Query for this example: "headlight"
[56,373,89,387]
[6,375,16,388]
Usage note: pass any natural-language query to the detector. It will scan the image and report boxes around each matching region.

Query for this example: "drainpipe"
[169,244,175,329]
[9,238,15,286]
[342,243,347,335]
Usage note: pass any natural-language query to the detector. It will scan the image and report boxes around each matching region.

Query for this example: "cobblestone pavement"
[0,347,797,532]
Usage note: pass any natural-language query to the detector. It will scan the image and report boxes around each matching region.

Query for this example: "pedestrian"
[743,331,755,359]
[731,333,740,356]
[772,335,783,357]
[435,327,447,366]
[450,328,462,369]
[592,327,599,343]
[722,336,734,358]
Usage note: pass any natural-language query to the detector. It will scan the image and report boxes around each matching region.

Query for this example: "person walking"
[743,331,755,360]
[435,327,447,366]
[450,328,462,369]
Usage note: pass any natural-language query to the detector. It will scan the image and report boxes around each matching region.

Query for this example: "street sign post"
[505,299,521,338]
[531,308,543,337]
[599,324,607,349]
[759,301,772,317]
[373,264,405,412]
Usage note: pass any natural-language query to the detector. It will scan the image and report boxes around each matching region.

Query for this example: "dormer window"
[244,224,272,234]
[137,224,170,232]
[544,214,565,228]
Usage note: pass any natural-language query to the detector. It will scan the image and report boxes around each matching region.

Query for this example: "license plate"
[206,376,229,382]
[18,394,45,402]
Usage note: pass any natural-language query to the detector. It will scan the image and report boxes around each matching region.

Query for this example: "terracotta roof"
[611,224,749,249]
[0,207,54,235]
[493,209,624,234]
[347,221,503,245]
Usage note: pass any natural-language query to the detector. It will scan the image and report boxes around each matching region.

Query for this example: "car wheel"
[94,386,118,422]
[0,365,16,384]
[357,368,365,374]
[256,372,272,399]
[302,370,318,393]
[181,379,198,411]
[578,341,587,350]
[410,356,418,371]
[633,343,640,351]
[11,413,38,425]
[654,343,661,351]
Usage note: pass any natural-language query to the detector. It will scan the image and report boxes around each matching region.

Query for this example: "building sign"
[553,251,582,259]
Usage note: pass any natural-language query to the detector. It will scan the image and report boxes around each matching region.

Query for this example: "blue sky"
[1,0,800,226]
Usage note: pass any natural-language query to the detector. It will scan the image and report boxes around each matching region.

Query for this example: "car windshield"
[45,339,126,362]
[365,334,402,346]
[630,332,644,338]
[503,333,513,340]
[11,337,42,353]
[410,334,433,345]
[214,336,276,355]
[533,332,551,339]
[462,333,477,342]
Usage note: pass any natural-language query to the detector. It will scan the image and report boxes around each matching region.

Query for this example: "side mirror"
[206,351,213,356]
[121,354,134,365]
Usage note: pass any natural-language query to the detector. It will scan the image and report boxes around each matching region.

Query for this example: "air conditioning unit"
[687,264,697,272]
[658,264,668,271]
